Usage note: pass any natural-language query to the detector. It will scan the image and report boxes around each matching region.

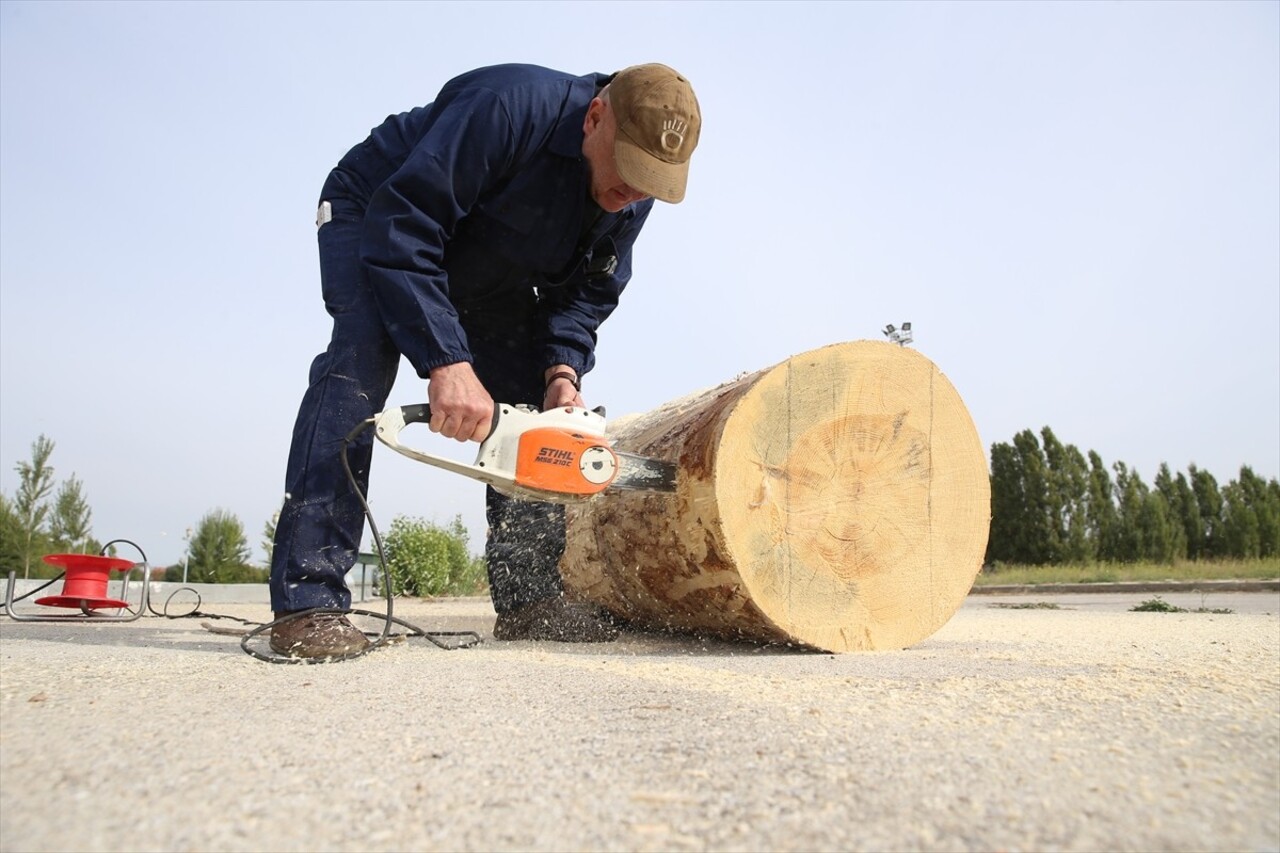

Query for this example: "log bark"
[560,340,990,652]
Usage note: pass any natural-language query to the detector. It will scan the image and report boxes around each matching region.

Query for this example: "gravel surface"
[1,590,1277,852]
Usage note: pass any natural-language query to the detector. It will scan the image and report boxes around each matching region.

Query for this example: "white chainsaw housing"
[373,404,614,503]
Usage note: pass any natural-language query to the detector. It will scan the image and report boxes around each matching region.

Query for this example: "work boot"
[492,596,619,643]
[269,610,371,658]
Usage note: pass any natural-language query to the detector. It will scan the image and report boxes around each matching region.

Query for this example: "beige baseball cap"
[609,64,702,204]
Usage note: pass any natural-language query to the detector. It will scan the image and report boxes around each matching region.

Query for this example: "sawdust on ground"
[1,593,1277,852]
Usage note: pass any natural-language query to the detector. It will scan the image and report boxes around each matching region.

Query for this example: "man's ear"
[583,97,606,135]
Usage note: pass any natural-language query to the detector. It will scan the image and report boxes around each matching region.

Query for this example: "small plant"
[1130,596,1233,614]
[1131,597,1186,612]
[1194,592,1234,614]
[1131,596,1186,612]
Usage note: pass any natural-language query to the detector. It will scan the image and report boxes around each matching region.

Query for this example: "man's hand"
[543,364,584,411]
[428,362,494,442]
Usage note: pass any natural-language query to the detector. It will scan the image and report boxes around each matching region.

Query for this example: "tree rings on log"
[560,340,990,652]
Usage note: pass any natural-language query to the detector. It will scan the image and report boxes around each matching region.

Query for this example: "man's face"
[582,97,649,213]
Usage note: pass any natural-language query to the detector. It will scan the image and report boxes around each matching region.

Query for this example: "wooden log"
[561,340,990,652]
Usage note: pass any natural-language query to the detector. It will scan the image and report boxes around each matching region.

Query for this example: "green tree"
[1137,490,1179,563]
[49,474,94,554]
[1011,429,1054,564]
[985,441,1024,566]
[1260,476,1280,558]
[1042,428,1093,563]
[1038,428,1068,563]
[1112,462,1148,563]
[1220,479,1260,558]
[1173,471,1203,559]
[1152,464,1188,561]
[1231,466,1280,559]
[1189,466,1224,559]
[262,512,278,568]
[14,435,56,578]
[384,515,486,597]
[186,509,255,583]
[0,493,22,573]
[1086,450,1119,562]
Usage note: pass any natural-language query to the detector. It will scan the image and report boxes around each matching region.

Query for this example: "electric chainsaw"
[372,403,677,503]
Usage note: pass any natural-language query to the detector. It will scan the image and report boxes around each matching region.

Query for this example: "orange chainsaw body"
[514,427,619,497]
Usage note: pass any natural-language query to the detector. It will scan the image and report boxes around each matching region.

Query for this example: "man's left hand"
[543,365,584,410]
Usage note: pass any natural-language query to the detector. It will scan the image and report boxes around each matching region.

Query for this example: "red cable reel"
[35,554,136,609]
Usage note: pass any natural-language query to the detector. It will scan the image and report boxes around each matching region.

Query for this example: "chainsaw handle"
[399,403,431,425]
[398,402,503,438]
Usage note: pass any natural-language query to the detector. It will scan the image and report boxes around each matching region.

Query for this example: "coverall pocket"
[316,200,370,317]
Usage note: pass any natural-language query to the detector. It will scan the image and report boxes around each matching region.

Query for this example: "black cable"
[95,539,151,618]
[101,538,148,565]
[238,417,481,663]
[0,573,65,614]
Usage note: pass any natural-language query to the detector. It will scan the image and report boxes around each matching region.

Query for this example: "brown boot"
[269,610,371,658]
[493,596,619,643]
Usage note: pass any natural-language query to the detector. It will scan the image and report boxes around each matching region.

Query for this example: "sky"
[1,0,1277,568]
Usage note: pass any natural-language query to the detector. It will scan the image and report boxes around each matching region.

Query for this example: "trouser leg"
[463,306,569,614]
[270,203,398,613]
[484,490,566,612]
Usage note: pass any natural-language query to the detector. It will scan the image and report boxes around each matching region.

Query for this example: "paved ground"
[1,586,1277,852]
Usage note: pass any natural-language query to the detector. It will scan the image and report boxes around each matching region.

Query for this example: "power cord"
[236,417,481,663]
[0,573,65,615]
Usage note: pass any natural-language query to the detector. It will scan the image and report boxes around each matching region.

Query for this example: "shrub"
[383,515,487,597]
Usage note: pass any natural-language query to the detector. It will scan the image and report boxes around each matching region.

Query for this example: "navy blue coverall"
[269,64,653,615]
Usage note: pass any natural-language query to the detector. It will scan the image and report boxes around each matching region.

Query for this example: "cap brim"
[614,136,688,204]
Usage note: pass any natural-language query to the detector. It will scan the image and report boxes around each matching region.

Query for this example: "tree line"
[987,427,1280,566]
